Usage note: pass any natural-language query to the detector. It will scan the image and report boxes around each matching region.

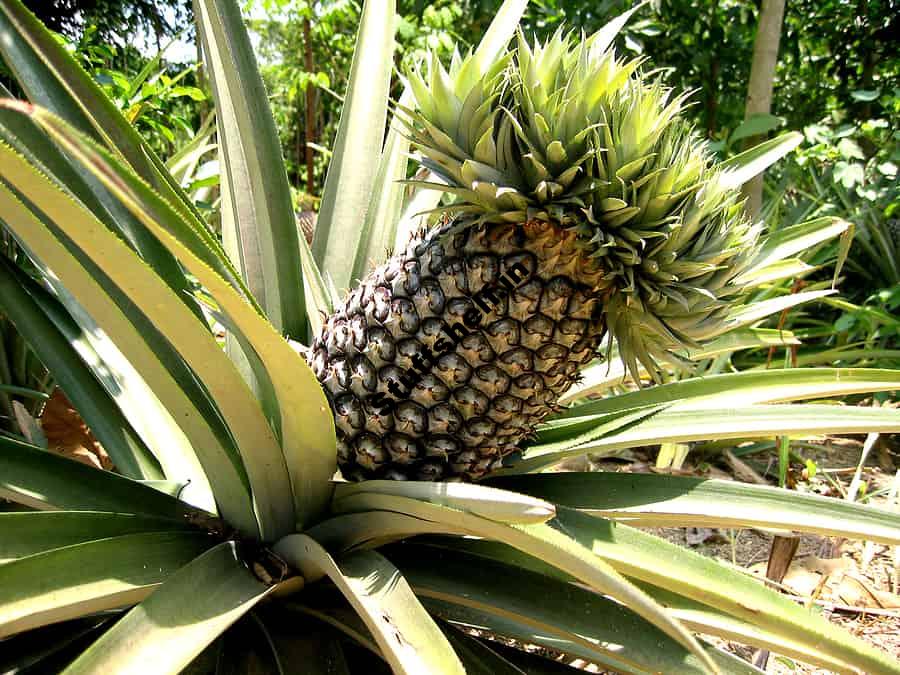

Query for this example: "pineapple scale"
[308,218,606,481]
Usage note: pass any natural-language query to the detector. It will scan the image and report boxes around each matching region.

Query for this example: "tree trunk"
[704,0,721,138]
[303,17,316,196]
[741,0,786,219]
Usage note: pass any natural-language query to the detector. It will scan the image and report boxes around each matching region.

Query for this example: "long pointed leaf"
[313,0,396,291]
[0,532,213,638]
[511,404,900,473]
[0,0,204,227]
[0,435,205,522]
[351,89,413,282]
[0,511,196,563]
[487,473,900,545]
[12,107,338,530]
[719,132,803,189]
[0,152,262,536]
[62,542,271,675]
[28,281,217,512]
[716,290,835,338]
[0,95,201,322]
[0,259,161,479]
[329,493,719,673]
[333,480,556,524]
[437,533,892,674]
[738,217,851,284]
[274,534,464,675]
[472,0,529,65]
[390,544,760,675]
[554,368,900,419]
[194,0,306,338]
[549,508,900,674]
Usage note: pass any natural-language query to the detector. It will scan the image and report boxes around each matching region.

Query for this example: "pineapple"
[309,30,763,481]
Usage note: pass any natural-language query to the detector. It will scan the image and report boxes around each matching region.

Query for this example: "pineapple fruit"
[309,30,764,481]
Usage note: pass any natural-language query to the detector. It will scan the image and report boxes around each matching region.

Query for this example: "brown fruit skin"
[308,218,607,481]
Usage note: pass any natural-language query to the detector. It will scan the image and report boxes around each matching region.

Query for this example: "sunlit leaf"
[488,473,900,545]
[63,542,271,675]
[194,0,306,340]
[274,534,464,675]
[0,532,213,639]
[313,0,396,292]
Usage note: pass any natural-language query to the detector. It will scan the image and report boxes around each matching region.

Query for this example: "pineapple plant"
[311,29,816,481]
[1,0,900,673]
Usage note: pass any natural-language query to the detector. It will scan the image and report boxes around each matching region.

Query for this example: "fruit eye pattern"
[364,256,530,413]
[310,30,766,482]
[311,219,606,482]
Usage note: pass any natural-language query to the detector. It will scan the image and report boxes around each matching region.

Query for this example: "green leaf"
[274,534,464,675]
[329,493,718,673]
[550,508,900,674]
[719,132,803,190]
[521,404,668,456]
[0,259,162,480]
[585,1,646,55]
[166,112,216,183]
[391,173,446,254]
[391,544,760,675]
[13,107,338,531]
[333,480,556,524]
[487,473,900,545]
[739,217,851,283]
[510,404,900,473]
[833,220,855,288]
[719,290,835,338]
[554,368,900,420]
[138,480,191,498]
[0,532,213,638]
[0,150,267,537]
[298,226,335,337]
[558,329,801,404]
[194,0,306,340]
[313,0,396,292]
[0,511,195,563]
[0,616,110,673]
[444,506,900,674]
[0,100,261,313]
[0,93,202,324]
[688,328,800,357]
[633,583,876,673]
[734,259,816,287]
[729,113,785,144]
[0,435,206,522]
[62,542,271,675]
[794,348,900,368]
[472,0,529,65]
[27,277,218,512]
[351,89,413,282]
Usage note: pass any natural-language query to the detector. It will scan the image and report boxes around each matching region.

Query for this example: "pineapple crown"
[401,27,764,380]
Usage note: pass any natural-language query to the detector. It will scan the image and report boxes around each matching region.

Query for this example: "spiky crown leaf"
[402,27,764,380]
